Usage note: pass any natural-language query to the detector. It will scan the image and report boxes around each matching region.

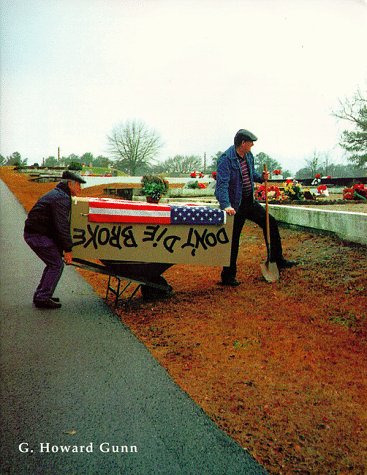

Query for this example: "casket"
[71,197,233,267]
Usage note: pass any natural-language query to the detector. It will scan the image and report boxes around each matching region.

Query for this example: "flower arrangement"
[190,171,204,178]
[187,180,207,189]
[254,184,282,202]
[141,175,169,202]
[343,183,367,200]
[317,184,329,196]
[284,180,305,201]
[272,169,282,176]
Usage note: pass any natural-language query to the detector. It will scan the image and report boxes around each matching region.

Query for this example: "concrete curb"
[269,204,367,245]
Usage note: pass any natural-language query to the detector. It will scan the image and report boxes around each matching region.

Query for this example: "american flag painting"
[88,198,225,225]
[170,205,225,225]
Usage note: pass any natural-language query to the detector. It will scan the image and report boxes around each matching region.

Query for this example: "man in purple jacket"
[215,129,296,286]
[24,170,86,308]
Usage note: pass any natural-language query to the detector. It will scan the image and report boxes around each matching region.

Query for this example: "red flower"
[198,172,204,178]
[353,183,365,191]
[286,179,293,184]
[190,172,197,178]
[273,169,282,175]
[317,185,327,192]
[211,171,217,180]
[315,173,321,179]
[351,183,367,199]
[343,188,354,200]
[254,184,281,201]
[198,182,206,189]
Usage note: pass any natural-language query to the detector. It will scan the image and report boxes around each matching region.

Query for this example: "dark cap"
[235,129,258,142]
[62,170,86,184]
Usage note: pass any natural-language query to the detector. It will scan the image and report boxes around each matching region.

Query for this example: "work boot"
[34,298,62,309]
[276,259,298,269]
[218,279,241,287]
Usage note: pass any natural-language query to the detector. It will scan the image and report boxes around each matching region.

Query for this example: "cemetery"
[1,165,366,473]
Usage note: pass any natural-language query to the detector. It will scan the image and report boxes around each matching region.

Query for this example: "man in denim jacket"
[215,129,296,286]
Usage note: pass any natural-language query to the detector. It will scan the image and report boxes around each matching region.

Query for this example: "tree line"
[1,89,366,178]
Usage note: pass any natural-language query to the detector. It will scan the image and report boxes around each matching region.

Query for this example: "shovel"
[260,164,280,282]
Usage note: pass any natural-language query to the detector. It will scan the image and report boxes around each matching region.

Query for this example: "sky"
[0,0,366,174]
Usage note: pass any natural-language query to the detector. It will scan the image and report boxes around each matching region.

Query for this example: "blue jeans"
[24,233,64,301]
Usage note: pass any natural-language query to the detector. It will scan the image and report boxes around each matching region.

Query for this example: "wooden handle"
[263,164,271,248]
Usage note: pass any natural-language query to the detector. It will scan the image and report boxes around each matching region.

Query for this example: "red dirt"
[2,167,366,474]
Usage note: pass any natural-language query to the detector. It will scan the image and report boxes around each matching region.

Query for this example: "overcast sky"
[1,0,366,173]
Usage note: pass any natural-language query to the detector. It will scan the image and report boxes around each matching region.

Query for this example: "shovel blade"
[260,261,280,283]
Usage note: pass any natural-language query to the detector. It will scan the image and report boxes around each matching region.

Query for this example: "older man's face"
[237,140,254,157]
[242,140,254,154]
[68,180,82,196]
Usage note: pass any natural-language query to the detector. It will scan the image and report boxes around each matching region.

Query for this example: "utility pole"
[203,152,207,173]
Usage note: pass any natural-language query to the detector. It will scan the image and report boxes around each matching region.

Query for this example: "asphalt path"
[0,179,266,474]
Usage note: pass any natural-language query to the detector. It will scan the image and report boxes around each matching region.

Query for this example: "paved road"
[0,180,266,474]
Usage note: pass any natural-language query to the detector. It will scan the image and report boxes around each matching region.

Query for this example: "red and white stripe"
[88,198,171,224]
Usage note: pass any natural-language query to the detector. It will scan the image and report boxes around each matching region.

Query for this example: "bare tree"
[107,120,163,175]
[333,88,367,167]
[305,151,320,177]
[333,89,366,125]
[161,155,202,174]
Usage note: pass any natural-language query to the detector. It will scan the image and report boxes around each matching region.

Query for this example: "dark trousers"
[221,199,283,281]
[24,233,64,301]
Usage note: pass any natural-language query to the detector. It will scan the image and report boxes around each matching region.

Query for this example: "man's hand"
[224,206,236,216]
[64,251,73,265]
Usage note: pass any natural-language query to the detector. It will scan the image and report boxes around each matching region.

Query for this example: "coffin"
[71,197,233,267]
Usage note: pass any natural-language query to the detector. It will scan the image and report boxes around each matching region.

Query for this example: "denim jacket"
[215,145,262,211]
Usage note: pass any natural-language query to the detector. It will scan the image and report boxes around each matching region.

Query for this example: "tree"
[0,154,5,166]
[107,120,163,175]
[296,161,364,179]
[44,156,58,167]
[208,151,223,172]
[92,155,111,168]
[80,152,94,166]
[160,155,202,175]
[60,154,81,167]
[254,152,290,176]
[305,151,321,177]
[333,88,367,168]
[5,152,27,166]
